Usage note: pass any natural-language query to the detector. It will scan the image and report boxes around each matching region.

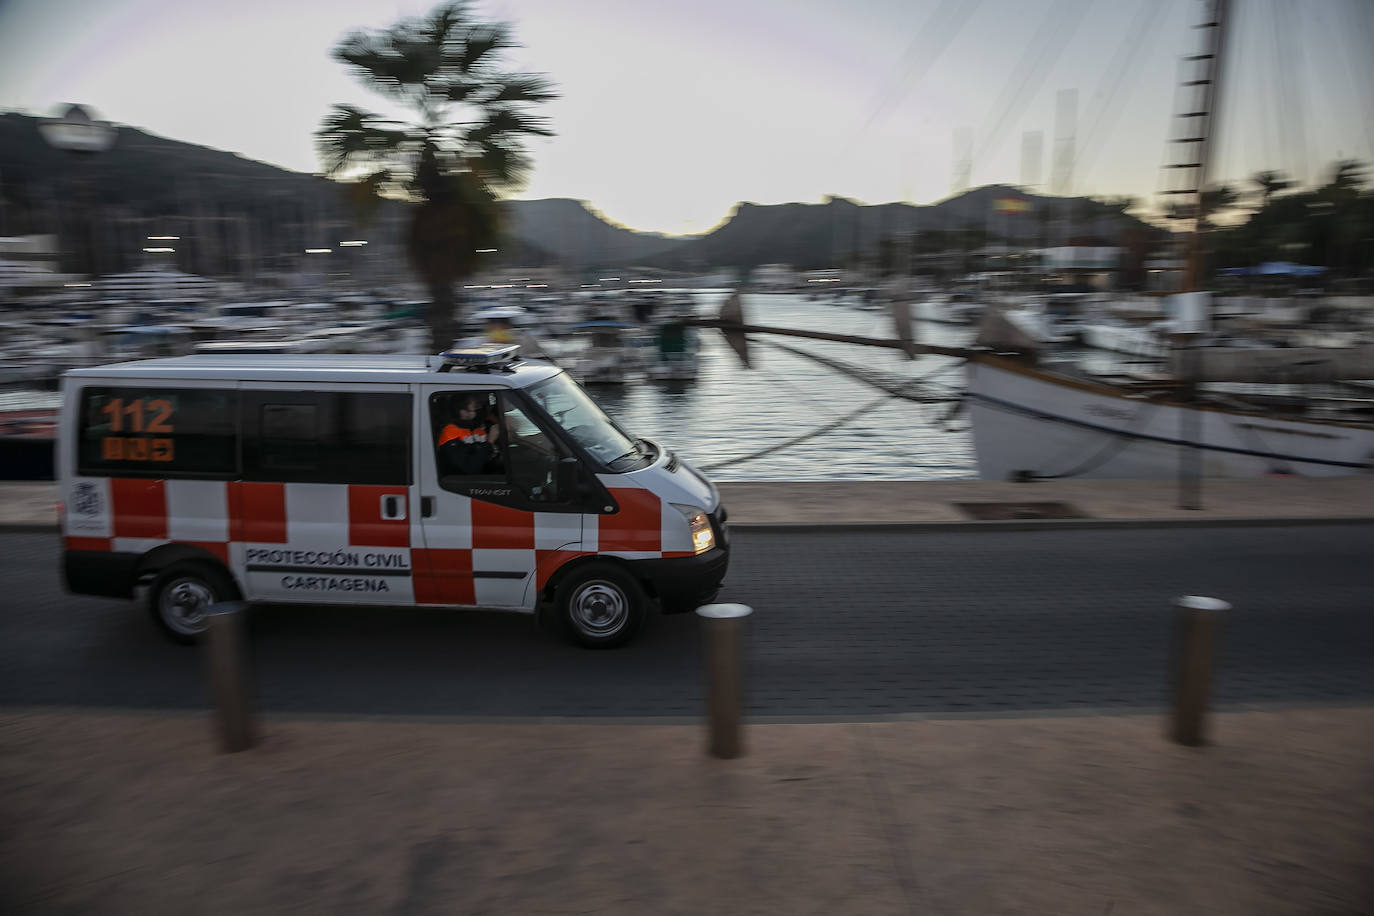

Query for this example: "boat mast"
[1164,0,1232,293]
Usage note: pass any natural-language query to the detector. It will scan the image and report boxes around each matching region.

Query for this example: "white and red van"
[59,344,729,647]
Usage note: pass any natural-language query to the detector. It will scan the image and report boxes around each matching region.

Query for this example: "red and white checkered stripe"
[64,479,406,550]
[63,476,696,608]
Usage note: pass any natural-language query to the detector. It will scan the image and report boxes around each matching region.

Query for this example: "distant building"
[750,263,795,291]
[0,235,69,293]
[1035,246,1122,289]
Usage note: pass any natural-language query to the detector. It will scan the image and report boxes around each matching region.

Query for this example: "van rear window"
[77,387,238,477]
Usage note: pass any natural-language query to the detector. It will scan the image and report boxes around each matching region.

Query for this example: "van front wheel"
[147,561,239,645]
[556,563,645,649]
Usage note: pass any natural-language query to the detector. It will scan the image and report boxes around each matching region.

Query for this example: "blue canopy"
[1257,261,1325,276]
[571,320,635,329]
[1218,262,1326,277]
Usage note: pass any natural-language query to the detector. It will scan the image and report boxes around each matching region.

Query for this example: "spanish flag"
[995,196,1031,214]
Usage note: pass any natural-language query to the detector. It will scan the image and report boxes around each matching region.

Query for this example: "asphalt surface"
[1,526,1371,718]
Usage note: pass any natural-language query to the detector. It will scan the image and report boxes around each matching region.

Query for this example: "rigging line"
[695,393,894,472]
[850,0,983,144]
[1074,0,1171,188]
[751,349,882,419]
[1019,399,1161,480]
[727,334,859,415]
[1269,0,1304,185]
[758,338,966,403]
[1246,0,1275,173]
[970,0,1091,177]
[1211,0,1247,189]
[1357,0,1374,157]
[967,0,1082,173]
[1217,406,1297,475]
[1152,50,1190,217]
[1263,0,1287,181]
[759,367,840,416]
[1333,0,1374,160]
[1252,0,1284,181]
[1280,0,1312,188]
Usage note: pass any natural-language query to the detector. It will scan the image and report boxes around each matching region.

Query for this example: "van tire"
[147,561,240,645]
[556,562,646,649]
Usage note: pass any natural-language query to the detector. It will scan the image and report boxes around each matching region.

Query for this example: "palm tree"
[1249,169,1291,209]
[1317,160,1367,273]
[317,1,556,349]
[1321,159,1366,202]
[1198,183,1238,228]
[1099,195,1138,216]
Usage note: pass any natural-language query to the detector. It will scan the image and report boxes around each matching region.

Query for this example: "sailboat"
[962,0,1374,481]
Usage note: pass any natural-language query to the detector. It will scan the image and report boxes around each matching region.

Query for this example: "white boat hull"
[912,299,978,325]
[966,356,1374,480]
[1078,322,1169,359]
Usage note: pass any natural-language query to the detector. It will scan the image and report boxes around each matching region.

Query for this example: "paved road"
[1,527,1370,718]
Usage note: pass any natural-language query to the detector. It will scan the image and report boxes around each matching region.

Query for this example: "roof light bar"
[437,342,522,372]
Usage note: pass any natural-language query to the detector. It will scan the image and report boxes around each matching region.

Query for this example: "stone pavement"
[2,708,1371,914]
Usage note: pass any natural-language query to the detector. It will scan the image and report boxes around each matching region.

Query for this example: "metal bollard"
[1169,595,1229,747]
[204,601,256,753]
[696,603,753,759]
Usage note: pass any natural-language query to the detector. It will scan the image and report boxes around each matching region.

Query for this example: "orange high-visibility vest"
[438,423,486,447]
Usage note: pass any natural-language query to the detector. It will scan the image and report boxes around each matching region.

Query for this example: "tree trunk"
[426,280,459,352]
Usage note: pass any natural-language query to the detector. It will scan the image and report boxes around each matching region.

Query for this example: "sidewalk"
[4,476,1374,530]
[4,478,1372,913]
[2,707,1371,914]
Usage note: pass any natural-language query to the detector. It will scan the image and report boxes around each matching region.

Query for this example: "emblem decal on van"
[72,482,102,516]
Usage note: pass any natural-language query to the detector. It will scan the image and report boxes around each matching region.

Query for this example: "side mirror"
[556,456,585,499]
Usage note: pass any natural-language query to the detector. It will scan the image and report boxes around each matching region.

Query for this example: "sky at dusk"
[1,0,1370,235]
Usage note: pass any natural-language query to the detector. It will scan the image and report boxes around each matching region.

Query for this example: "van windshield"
[524,372,651,471]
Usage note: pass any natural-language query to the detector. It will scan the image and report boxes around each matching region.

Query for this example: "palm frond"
[472,141,534,190]
[422,1,469,47]
[452,22,515,73]
[441,77,481,104]
[466,107,554,145]
[334,29,435,98]
[315,104,414,176]
[485,73,559,105]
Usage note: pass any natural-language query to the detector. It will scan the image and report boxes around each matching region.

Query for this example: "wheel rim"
[568,579,629,637]
[160,577,215,635]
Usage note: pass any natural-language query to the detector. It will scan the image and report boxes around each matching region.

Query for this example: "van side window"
[243,391,411,485]
[431,391,504,480]
[500,401,570,503]
[77,386,237,478]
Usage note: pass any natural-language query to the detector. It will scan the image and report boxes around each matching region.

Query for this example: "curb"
[728,516,1374,533]
[5,517,1373,536]
[5,699,1371,727]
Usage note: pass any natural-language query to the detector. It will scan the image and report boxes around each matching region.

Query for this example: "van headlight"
[671,503,715,554]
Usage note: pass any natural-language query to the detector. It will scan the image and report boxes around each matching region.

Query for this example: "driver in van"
[437,394,502,475]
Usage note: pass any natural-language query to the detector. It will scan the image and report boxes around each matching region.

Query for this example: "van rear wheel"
[147,561,239,645]
[556,562,646,649]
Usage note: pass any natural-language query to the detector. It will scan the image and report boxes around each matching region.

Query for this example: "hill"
[501,198,689,266]
[646,186,1162,271]
[1,111,1162,279]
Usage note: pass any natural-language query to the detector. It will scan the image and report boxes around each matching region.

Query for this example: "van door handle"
[381,494,406,520]
[421,496,435,518]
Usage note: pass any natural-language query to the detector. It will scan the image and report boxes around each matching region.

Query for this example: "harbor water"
[585,291,979,481]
